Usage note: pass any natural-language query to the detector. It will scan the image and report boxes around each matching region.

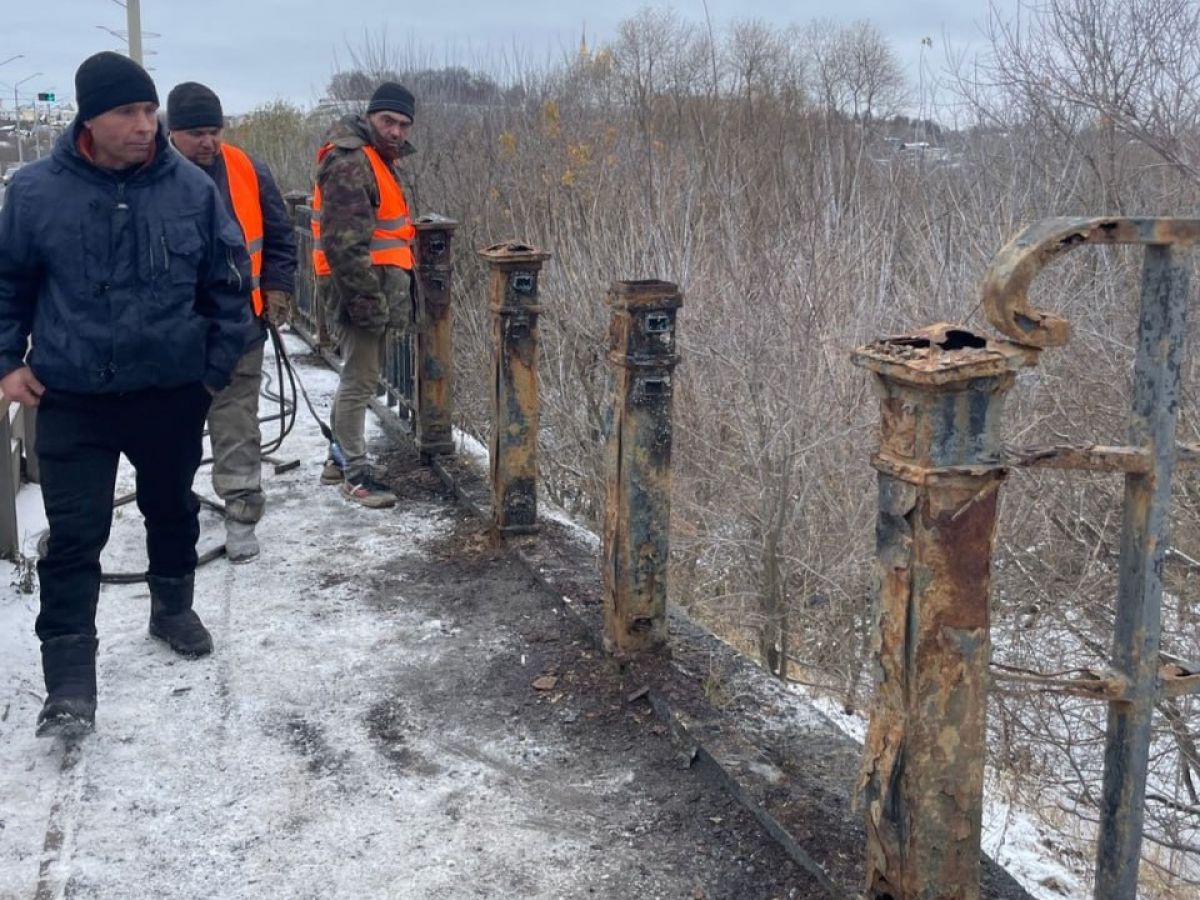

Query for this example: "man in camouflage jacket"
[313,82,417,508]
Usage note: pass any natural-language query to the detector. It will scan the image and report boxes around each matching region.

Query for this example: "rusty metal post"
[0,399,20,560]
[413,215,458,459]
[852,325,1034,900]
[478,242,551,533]
[1094,243,1188,899]
[979,216,1200,898]
[601,280,682,655]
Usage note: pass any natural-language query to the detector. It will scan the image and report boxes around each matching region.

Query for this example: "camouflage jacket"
[315,115,415,332]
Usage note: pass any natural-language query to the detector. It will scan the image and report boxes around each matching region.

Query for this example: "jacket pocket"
[160,220,205,286]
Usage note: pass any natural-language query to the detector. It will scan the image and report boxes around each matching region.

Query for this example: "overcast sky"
[2,1,1021,115]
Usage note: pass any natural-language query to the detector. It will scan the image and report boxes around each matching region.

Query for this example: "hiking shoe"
[225,519,260,564]
[321,457,344,485]
[341,474,397,509]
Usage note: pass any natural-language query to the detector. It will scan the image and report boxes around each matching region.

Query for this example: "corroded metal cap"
[477,241,552,266]
[606,279,683,310]
[414,213,459,232]
[852,323,1037,387]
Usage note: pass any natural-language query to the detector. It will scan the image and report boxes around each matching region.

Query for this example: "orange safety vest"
[221,143,265,317]
[311,143,414,275]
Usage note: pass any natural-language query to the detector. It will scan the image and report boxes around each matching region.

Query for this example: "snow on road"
[0,336,814,900]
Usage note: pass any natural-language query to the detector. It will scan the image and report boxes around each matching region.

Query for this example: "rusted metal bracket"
[992,656,1200,703]
[478,242,552,534]
[601,280,682,655]
[955,216,1199,899]
[1005,442,1200,474]
[413,215,459,459]
[982,216,1200,348]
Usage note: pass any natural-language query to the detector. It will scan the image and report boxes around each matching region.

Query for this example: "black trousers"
[35,383,212,641]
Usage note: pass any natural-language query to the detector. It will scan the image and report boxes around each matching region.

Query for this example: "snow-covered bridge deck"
[0,338,817,899]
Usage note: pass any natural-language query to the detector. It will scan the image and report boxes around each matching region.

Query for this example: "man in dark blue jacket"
[0,52,256,737]
[167,81,297,563]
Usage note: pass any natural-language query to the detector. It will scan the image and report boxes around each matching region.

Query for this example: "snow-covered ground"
[0,335,824,900]
[0,339,471,897]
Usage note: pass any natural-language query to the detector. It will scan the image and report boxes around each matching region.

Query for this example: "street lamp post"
[13,73,43,164]
[0,54,23,119]
[106,0,145,65]
[95,24,160,69]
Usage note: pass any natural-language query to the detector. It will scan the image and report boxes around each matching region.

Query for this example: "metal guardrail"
[853,217,1200,900]
[0,397,38,560]
[285,195,456,443]
[284,196,692,663]
[287,195,416,417]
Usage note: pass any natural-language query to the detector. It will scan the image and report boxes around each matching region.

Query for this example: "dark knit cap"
[366,82,415,121]
[167,82,224,130]
[75,51,158,121]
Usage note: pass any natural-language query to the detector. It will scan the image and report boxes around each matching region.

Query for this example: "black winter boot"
[147,574,213,658]
[37,635,98,738]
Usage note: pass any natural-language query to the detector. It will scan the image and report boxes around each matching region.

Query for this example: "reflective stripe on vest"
[222,143,265,316]
[311,143,414,276]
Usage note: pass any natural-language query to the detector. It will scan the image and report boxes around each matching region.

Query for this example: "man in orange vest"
[168,82,296,560]
[311,82,417,508]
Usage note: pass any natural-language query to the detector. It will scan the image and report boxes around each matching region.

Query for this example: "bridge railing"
[285,199,689,661]
[0,396,38,561]
[852,217,1200,900]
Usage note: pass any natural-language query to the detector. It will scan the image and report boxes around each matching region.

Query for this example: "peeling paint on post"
[602,280,682,655]
[414,216,459,459]
[852,324,1034,900]
[478,242,552,534]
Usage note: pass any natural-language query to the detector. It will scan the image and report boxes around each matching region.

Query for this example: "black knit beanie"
[75,51,158,121]
[366,82,415,121]
[167,82,224,130]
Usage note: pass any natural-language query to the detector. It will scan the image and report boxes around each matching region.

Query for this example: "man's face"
[84,102,158,168]
[171,127,223,166]
[367,111,412,158]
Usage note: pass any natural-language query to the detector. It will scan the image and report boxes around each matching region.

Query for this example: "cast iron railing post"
[602,280,682,654]
[852,325,1032,900]
[413,216,458,459]
[478,242,551,534]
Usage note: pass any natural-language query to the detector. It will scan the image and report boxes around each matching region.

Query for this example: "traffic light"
[36,92,55,102]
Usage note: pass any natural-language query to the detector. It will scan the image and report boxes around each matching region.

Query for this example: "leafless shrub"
[232,3,1199,891]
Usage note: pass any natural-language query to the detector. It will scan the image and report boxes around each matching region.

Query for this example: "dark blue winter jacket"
[0,120,255,394]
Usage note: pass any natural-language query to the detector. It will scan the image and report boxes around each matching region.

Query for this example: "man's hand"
[264,290,291,324]
[0,366,45,407]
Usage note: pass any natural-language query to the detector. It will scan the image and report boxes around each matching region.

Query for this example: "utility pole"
[126,0,144,65]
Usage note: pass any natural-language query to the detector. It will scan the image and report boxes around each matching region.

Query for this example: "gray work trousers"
[208,343,265,524]
[332,323,386,480]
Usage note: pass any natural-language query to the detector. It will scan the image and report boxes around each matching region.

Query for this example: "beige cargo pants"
[326,267,413,481]
[207,343,265,524]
